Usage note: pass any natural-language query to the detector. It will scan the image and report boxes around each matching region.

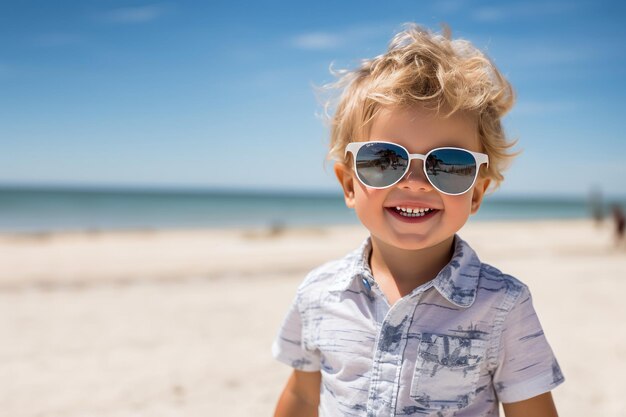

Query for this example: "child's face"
[334,104,491,251]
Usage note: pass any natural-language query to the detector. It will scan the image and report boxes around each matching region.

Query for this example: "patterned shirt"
[272,234,565,416]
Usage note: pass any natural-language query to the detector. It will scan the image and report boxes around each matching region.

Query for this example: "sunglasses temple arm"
[345,142,361,157]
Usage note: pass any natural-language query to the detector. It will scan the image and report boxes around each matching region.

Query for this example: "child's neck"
[369,235,455,303]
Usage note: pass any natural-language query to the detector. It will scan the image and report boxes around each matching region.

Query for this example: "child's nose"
[399,161,433,192]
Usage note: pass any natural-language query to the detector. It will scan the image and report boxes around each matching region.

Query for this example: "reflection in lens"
[355,143,408,187]
[426,149,477,194]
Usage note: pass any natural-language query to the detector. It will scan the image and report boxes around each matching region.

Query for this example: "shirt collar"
[328,234,481,308]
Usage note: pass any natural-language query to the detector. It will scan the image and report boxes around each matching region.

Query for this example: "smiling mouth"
[392,206,438,217]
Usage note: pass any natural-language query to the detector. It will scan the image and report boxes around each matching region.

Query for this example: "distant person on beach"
[272,24,564,417]
[612,205,625,247]
[589,186,604,226]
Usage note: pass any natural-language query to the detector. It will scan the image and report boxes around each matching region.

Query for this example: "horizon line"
[1,181,625,201]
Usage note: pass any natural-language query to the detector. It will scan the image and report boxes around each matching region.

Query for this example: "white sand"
[0,219,624,416]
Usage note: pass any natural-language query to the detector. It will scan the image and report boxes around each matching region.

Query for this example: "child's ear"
[470,177,491,214]
[333,162,356,209]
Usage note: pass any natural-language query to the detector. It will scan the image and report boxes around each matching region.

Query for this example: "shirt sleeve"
[271,291,321,372]
[492,284,565,403]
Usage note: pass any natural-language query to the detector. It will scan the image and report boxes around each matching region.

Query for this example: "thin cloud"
[472,2,580,22]
[472,7,506,22]
[508,44,595,66]
[102,4,166,23]
[512,100,582,115]
[31,33,83,47]
[488,36,616,70]
[292,32,343,50]
[433,0,471,14]
[466,31,611,70]
[289,25,390,51]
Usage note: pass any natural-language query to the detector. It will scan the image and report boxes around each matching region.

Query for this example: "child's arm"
[273,370,321,417]
[502,391,559,417]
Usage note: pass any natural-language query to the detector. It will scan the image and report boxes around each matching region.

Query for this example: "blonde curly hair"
[318,23,519,191]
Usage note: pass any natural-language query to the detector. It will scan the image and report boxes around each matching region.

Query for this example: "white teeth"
[393,207,436,217]
[396,207,432,212]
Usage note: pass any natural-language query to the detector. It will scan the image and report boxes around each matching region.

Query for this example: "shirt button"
[361,277,372,293]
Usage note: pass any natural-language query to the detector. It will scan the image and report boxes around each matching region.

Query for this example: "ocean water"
[0,186,619,233]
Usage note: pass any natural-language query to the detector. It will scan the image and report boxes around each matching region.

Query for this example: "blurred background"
[1,1,625,416]
[1,0,625,230]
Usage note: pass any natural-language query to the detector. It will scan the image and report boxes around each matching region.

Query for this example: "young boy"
[272,23,565,417]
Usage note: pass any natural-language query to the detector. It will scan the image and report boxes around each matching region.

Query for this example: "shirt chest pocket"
[410,333,486,411]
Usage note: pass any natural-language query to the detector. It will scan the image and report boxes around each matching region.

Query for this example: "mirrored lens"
[425,149,477,194]
[355,142,409,188]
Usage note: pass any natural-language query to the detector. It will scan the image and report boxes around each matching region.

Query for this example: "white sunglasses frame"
[345,141,489,196]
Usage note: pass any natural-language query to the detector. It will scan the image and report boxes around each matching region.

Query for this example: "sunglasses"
[345,141,489,195]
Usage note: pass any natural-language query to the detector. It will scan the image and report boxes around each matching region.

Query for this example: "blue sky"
[1,0,625,197]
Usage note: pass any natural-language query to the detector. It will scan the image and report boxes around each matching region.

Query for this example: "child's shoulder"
[479,261,526,286]
[455,234,531,306]
[477,260,530,305]
[294,244,363,296]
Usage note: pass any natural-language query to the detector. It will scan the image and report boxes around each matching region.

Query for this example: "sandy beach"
[1,219,625,416]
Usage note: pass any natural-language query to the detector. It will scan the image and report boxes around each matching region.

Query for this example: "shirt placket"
[365,282,424,417]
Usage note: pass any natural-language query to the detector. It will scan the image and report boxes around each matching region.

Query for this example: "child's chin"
[381,233,436,250]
